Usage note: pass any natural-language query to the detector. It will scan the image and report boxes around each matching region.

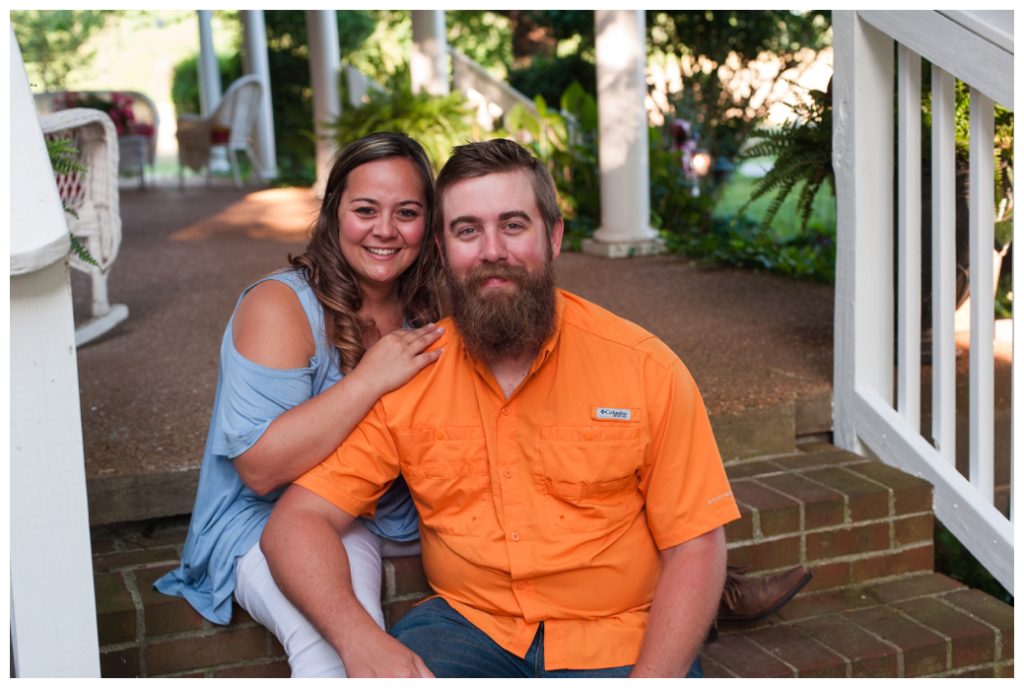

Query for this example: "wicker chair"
[176,74,265,189]
[39,108,129,347]
[34,90,160,188]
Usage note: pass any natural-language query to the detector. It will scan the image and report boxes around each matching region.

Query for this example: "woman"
[155,132,445,677]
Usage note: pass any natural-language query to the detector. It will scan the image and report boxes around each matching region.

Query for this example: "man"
[263,139,750,677]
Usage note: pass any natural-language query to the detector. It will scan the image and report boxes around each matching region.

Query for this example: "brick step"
[90,443,1009,678]
[723,442,936,591]
[702,572,1014,678]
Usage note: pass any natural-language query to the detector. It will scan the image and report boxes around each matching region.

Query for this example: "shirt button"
[502,468,512,478]
[582,427,595,440]
[510,531,521,542]
[514,581,527,590]
[501,407,511,416]
[435,430,445,440]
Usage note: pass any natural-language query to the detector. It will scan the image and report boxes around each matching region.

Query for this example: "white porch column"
[306,10,341,198]
[196,11,228,173]
[9,31,100,678]
[411,10,450,96]
[584,10,662,258]
[241,10,278,180]
[196,10,221,116]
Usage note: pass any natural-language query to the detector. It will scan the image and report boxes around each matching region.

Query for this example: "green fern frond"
[738,82,834,231]
[46,136,86,175]
[46,137,99,266]
[69,234,99,267]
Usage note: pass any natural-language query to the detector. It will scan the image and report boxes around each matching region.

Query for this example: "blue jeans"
[389,597,704,678]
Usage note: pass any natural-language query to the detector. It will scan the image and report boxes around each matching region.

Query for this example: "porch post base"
[581,237,666,259]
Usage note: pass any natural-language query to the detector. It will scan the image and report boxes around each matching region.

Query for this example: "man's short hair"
[435,139,562,239]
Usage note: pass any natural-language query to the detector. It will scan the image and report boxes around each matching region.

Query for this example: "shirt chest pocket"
[536,425,647,533]
[396,427,491,536]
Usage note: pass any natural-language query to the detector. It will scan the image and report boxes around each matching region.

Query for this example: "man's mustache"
[464,264,531,290]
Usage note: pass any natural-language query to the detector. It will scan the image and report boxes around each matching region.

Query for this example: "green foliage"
[330,65,477,172]
[526,10,595,51]
[739,84,834,231]
[934,521,1013,605]
[922,71,1014,242]
[647,10,830,61]
[264,10,379,185]
[446,10,513,79]
[647,10,831,199]
[508,53,596,109]
[170,53,243,115]
[46,137,85,176]
[504,82,600,248]
[45,137,98,267]
[668,213,835,282]
[648,128,716,235]
[11,10,113,90]
[995,270,1013,320]
[344,10,413,84]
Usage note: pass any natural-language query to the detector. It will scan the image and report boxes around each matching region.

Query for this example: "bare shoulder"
[232,279,315,369]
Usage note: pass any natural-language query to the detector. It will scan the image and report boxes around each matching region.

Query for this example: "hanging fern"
[739,81,833,232]
[46,136,98,267]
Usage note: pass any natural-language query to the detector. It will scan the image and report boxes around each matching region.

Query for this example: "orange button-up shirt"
[296,290,739,670]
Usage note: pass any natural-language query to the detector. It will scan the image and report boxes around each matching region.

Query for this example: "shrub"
[170,53,243,117]
[329,64,478,172]
[508,53,596,109]
[739,83,833,232]
[504,81,600,248]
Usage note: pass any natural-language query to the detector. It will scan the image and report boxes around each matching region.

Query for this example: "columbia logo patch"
[593,407,632,421]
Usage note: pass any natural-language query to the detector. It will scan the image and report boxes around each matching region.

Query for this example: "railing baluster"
[931,66,957,466]
[969,88,995,504]
[897,46,921,429]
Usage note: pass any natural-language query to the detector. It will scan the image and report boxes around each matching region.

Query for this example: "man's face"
[441,169,563,287]
[440,169,564,362]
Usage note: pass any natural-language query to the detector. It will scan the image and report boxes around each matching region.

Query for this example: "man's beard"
[446,260,557,363]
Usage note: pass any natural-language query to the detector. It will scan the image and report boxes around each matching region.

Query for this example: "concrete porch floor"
[74,182,838,525]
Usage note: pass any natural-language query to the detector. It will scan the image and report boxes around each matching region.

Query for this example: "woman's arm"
[230,280,442,495]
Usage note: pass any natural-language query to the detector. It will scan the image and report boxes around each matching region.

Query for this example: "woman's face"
[337,157,428,292]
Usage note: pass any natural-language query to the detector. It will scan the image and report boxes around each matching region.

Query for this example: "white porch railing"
[449,47,537,130]
[833,11,1014,593]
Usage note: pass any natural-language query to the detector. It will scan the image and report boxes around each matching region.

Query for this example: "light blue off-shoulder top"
[154,268,418,624]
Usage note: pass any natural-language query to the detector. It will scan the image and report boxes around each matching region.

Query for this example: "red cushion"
[210,126,231,144]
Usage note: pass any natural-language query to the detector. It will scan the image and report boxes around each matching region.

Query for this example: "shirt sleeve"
[209,342,316,459]
[640,354,740,550]
[294,401,401,520]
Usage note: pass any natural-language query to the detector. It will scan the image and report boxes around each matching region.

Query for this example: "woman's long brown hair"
[290,132,444,373]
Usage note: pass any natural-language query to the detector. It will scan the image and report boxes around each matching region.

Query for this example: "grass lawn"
[714,165,836,241]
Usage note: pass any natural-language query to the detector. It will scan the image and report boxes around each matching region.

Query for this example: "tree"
[646,10,831,178]
[11,10,114,90]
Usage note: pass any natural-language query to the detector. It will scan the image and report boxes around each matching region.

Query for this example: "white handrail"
[833,10,1014,594]
[449,47,536,130]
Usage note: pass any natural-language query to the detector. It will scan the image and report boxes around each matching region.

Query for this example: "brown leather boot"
[717,565,813,623]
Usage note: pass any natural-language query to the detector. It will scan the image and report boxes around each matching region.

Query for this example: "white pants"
[234,520,421,678]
